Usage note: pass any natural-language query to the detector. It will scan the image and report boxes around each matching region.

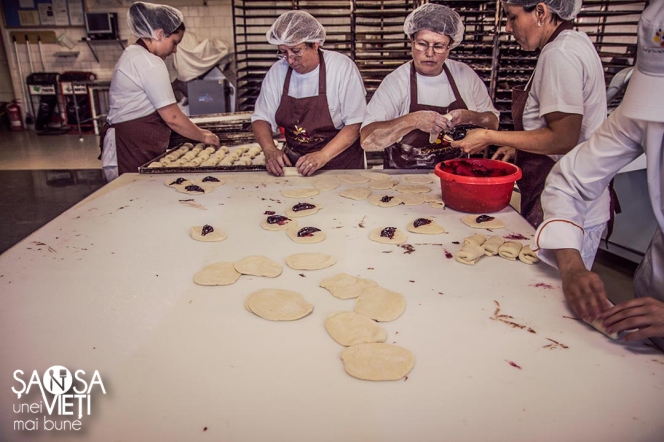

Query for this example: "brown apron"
[274,50,363,170]
[384,62,468,169]
[512,21,573,227]
[99,39,172,175]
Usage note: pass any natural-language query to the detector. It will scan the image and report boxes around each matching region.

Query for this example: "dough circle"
[359,171,391,181]
[193,262,241,286]
[286,203,323,218]
[281,188,320,198]
[313,177,341,191]
[340,343,415,381]
[320,273,378,300]
[234,255,283,277]
[368,193,402,207]
[286,226,326,244]
[399,193,427,206]
[285,253,337,270]
[461,215,506,230]
[245,289,313,321]
[369,179,398,190]
[190,225,227,242]
[406,218,445,234]
[260,216,298,231]
[369,227,408,244]
[354,286,406,321]
[340,187,372,201]
[393,183,431,194]
[325,311,387,346]
[402,174,434,184]
[337,174,370,184]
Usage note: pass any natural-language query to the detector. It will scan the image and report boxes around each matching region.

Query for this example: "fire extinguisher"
[7,100,25,131]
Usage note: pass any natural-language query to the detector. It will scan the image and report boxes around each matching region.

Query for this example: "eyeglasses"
[276,46,308,60]
[412,40,451,54]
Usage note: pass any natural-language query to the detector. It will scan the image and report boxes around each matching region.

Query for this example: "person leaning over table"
[360,3,499,169]
[532,1,664,351]
[251,11,367,177]
[451,0,610,269]
[101,2,220,182]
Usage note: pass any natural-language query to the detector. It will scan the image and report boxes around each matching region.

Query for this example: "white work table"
[1,171,662,441]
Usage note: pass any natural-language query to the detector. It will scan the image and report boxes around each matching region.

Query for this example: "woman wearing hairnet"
[451,0,610,270]
[360,3,499,169]
[252,11,367,176]
[102,2,219,181]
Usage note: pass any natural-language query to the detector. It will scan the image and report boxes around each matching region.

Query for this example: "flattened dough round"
[369,179,398,190]
[286,203,323,218]
[429,201,446,209]
[245,289,313,321]
[325,311,387,346]
[281,188,320,198]
[234,255,283,277]
[354,286,406,321]
[402,174,434,184]
[313,176,341,191]
[369,227,408,245]
[399,193,426,206]
[193,262,241,286]
[368,193,402,207]
[461,215,506,230]
[285,253,336,270]
[340,187,372,201]
[360,171,391,181]
[190,225,227,241]
[393,183,431,194]
[406,217,445,234]
[341,343,415,381]
[320,273,379,300]
[337,174,370,184]
[286,226,326,244]
[260,216,298,231]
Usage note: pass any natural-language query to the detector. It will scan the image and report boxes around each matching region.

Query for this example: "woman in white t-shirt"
[451,0,610,270]
[102,2,219,181]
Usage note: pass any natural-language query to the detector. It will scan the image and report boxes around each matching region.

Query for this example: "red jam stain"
[267,215,290,225]
[380,195,394,203]
[440,159,509,177]
[444,249,453,259]
[505,360,522,370]
[530,282,553,289]
[264,210,275,215]
[380,227,396,239]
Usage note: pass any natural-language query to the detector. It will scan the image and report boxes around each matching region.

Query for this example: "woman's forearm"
[157,103,207,142]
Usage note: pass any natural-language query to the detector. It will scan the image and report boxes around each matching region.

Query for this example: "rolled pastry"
[498,241,523,261]
[483,235,506,256]
[455,243,485,266]
[464,233,486,246]
[518,245,540,264]
[584,315,620,340]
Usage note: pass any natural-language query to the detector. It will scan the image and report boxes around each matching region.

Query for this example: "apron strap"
[281,49,326,97]
[409,61,465,113]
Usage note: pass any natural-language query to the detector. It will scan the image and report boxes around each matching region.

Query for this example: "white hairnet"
[128,2,184,39]
[266,11,326,46]
[503,0,582,21]
[403,3,465,49]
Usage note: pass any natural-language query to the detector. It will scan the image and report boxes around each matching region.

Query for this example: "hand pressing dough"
[313,176,341,191]
[234,255,283,277]
[369,179,399,190]
[286,203,323,218]
[286,253,336,270]
[190,225,227,242]
[193,262,241,286]
[464,233,486,246]
[455,243,485,265]
[402,174,434,184]
[399,193,427,206]
[341,343,415,381]
[354,286,406,322]
[583,303,620,339]
[260,216,298,231]
[337,174,370,184]
[482,235,505,256]
[518,245,540,264]
[393,183,431,194]
[368,193,402,207]
[461,215,506,230]
[245,289,313,321]
[369,227,408,244]
[281,188,320,198]
[320,273,378,300]
[498,241,523,260]
[325,311,387,346]
[286,226,326,244]
[406,217,445,234]
[360,171,391,181]
[340,187,372,200]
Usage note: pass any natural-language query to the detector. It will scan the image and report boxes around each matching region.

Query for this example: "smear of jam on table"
[201,225,214,236]
[267,215,290,225]
[530,282,553,289]
[202,176,220,182]
[185,185,205,193]
[414,218,432,228]
[380,227,396,239]
[475,214,495,223]
[440,159,509,177]
[264,210,275,215]
[444,249,453,259]
[452,241,460,244]
[170,177,187,185]
[292,202,315,212]
[297,227,321,237]
[380,195,394,203]
[400,244,415,254]
[504,233,528,240]
[505,360,522,370]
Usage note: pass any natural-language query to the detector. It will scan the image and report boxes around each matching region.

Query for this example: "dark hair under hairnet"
[502,0,582,21]
[128,2,184,39]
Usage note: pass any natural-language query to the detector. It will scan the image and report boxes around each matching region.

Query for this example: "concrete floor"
[0,129,637,305]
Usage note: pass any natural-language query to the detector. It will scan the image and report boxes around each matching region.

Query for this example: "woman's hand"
[412,110,454,135]
[201,130,220,147]
[450,129,490,155]
[491,146,516,162]
[601,297,664,341]
[295,151,330,176]
[264,148,292,176]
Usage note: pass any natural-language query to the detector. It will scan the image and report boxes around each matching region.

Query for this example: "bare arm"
[157,103,219,146]
[252,120,291,176]
[447,109,499,130]
[296,123,361,176]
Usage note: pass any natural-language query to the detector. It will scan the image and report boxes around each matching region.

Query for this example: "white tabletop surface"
[1,171,663,441]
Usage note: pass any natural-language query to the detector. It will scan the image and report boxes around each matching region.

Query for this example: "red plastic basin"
[434,159,522,213]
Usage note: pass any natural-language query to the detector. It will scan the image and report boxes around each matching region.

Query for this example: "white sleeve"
[251,63,285,132]
[533,47,585,117]
[138,58,176,110]
[336,58,367,126]
[361,70,410,129]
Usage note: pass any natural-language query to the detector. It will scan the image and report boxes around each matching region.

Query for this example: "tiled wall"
[0,0,234,104]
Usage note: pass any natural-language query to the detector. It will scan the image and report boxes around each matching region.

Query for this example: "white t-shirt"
[107,45,176,125]
[251,49,367,131]
[523,29,610,228]
[361,59,499,128]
